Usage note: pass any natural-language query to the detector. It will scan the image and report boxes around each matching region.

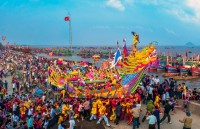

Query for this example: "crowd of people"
[0,49,195,129]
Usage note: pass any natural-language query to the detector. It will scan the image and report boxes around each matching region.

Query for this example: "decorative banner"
[121,69,145,95]
[101,60,110,69]
[47,32,156,98]
[48,67,68,88]
[120,45,157,74]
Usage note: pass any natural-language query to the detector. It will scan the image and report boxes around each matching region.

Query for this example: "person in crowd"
[28,115,34,129]
[130,102,140,129]
[179,111,192,129]
[160,101,173,124]
[83,98,90,119]
[153,106,160,129]
[96,102,111,127]
[146,112,157,129]
[115,102,122,125]
[69,116,76,129]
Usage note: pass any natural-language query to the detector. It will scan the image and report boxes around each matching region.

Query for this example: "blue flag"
[111,48,122,67]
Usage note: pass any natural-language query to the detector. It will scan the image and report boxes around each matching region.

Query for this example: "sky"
[0,0,200,46]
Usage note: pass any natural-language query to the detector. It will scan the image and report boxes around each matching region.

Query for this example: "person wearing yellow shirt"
[110,99,117,121]
[96,99,102,107]
[182,83,187,99]
[105,99,111,118]
[20,105,27,121]
[57,114,64,124]
[97,102,111,127]
[126,100,133,122]
[121,100,126,120]
[89,100,97,120]
[62,102,69,117]
[36,105,42,113]
[60,89,66,99]
[154,94,161,110]
[112,78,117,85]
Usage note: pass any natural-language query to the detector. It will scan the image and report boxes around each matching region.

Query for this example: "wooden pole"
[68,12,72,52]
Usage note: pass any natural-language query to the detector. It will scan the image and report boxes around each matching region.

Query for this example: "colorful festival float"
[48,32,158,98]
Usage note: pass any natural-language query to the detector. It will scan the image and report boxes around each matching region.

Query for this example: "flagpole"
[69,12,72,53]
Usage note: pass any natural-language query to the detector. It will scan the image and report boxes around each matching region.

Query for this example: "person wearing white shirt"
[42,94,46,103]
[146,113,157,129]
[154,76,160,85]
[11,114,19,128]
[28,106,33,117]
[147,85,153,100]
[69,116,75,129]
[12,83,16,93]
[13,103,17,112]
[150,75,155,85]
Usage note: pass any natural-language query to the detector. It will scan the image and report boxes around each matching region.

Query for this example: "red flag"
[64,16,70,21]
[123,43,129,57]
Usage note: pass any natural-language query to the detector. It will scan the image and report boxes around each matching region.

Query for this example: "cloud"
[176,0,200,24]
[139,0,200,25]
[165,28,178,36]
[126,0,199,25]
[106,0,125,11]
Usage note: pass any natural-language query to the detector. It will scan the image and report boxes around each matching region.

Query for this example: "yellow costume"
[91,101,98,115]
[121,102,126,112]
[36,105,42,112]
[60,90,66,99]
[58,115,64,124]
[99,104,106,117]
[20,106,26,115]
[62,104,69,116]
[126,102,132,114]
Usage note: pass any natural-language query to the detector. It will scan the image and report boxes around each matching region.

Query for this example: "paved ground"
[105,107,200,129]
[2,74,200,129]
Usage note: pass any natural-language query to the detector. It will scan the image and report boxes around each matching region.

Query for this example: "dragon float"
[48,32,158,98]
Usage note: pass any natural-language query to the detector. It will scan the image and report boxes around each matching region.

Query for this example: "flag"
[123,43,129,57]
[64,16,70,21]
[185,51,188,57]
[123,38,126,42]
[111,48,122,68]
[117,40,119,45]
